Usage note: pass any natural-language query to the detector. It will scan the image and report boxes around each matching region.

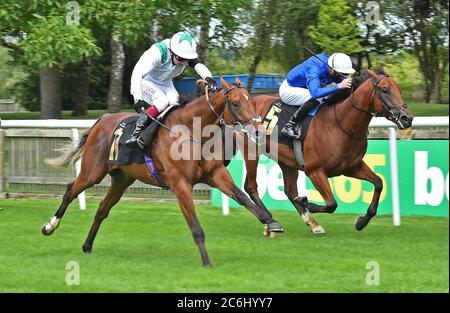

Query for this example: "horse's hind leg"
[82,170,135,253]
[302,170,338,214]
[172,179,211,267]
[345,161,383,231]
[279,164,326,234]
[42,157,108,236]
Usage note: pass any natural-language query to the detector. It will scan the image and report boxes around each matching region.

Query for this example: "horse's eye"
[381,87,389,93]
[232,102,240,108]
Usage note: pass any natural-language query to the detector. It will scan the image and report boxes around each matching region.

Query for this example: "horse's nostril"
[401,115,411,123]
[400,115,412,127]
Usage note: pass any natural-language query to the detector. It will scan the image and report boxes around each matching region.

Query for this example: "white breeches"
[140,80,179,111]
[279,79,312,107]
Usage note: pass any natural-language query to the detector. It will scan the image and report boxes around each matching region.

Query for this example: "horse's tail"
[45,117,102,169]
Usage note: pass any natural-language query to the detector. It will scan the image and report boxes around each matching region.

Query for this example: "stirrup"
[125,136,144,149]
[281,125,299,139]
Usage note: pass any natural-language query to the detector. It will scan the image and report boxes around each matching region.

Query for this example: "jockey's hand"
[205,77,218,90]
[338,78,352,90]
[133,100,149,113]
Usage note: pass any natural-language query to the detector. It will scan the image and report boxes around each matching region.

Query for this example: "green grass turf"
[405,102,449,117]
[0,199,447,292]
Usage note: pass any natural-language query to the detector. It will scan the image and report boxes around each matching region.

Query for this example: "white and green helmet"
[169,31,198,59]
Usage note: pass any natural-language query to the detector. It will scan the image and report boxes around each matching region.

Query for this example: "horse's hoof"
[267,222,284,233]
[263,225,278,238]
[355,216,368,231]
[41,223,54,236]
[82,244,92,254]
[311,225,326,234]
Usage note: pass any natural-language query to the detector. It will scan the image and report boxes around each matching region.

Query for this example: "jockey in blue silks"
[279,52,355,139]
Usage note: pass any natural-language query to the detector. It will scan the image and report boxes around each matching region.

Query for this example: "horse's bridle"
[205,83,262,133]
[335,74,408,140]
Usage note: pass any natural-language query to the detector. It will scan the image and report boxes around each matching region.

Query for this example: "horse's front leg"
[345,161,383,231]
[207,165,284,237]
[170,178,211,267]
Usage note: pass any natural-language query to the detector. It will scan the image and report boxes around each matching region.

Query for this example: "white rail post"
[389,127,401,226]
[71,128,86,210]
[222,194,230,216]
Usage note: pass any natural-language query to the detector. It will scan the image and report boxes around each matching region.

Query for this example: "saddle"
[262,99,321,170]
[108,105,178,165]
[107,105,180,189]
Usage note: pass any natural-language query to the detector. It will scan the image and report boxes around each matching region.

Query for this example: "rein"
[172,80,262,146]
[203,81,261,132]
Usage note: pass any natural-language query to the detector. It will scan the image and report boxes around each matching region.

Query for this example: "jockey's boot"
[281,98,319,139]
[125,113,152,149]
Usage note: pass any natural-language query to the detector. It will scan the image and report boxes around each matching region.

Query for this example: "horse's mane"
[322,68,387,106]
[178,85,225,107]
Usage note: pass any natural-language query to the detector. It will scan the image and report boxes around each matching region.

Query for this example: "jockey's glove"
[133,100,149,113]
[205,77,218,90]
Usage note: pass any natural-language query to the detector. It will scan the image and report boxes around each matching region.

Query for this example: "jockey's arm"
[306,69,340,99]
[188,59,213,80]
[130,46,160,101]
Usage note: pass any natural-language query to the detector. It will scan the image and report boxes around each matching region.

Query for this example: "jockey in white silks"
[126,31,217,149]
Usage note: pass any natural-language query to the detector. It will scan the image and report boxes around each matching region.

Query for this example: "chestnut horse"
[41,77,283,267]
[238,69,413,233]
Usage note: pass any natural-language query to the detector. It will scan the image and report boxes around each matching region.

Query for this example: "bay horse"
[237,69,413,233]
[41,77,283,267]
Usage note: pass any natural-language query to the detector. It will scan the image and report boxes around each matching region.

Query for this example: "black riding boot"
[125,113,152,149]
[281,99,319,139]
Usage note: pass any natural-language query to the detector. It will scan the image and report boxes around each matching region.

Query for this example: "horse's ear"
[220,76,230,89]
[373,67,387,76]
[234,77,244,87]
[196,79,207,89]
[367,69,378,77]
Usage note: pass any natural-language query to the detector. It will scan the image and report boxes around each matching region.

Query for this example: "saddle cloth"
[107,115,144,164]
[261,99,320,149]
[261,99,323,170]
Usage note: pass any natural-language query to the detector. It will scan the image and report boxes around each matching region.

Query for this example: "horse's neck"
[334,82,374,136]
[180,92,225,129]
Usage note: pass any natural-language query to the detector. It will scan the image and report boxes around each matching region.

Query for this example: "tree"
[401,0,448,103]
[0,1,101,118]
[83,0,158,113]
[20,13,101,118]
[0,46,27,100]
[246,0,272,91]
[308,0,364,55]
[355,0,449,103]
[154,0,252,67]
[244,0,322,85]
